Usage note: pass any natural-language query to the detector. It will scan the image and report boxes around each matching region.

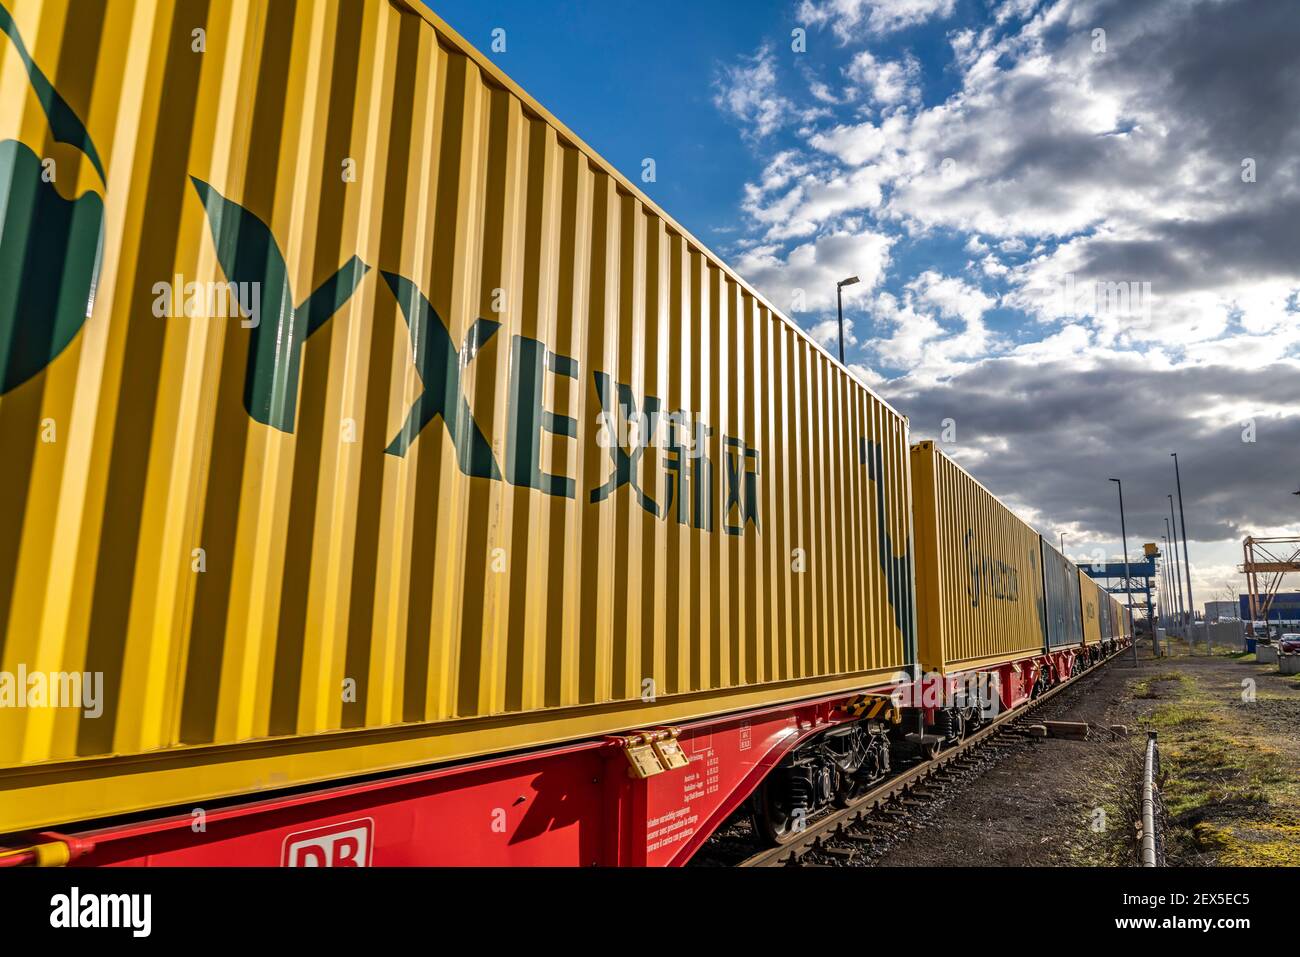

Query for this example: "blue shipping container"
[1041,539,1085,648]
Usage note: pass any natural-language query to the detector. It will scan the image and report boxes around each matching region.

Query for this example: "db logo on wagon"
[282,819,374,867]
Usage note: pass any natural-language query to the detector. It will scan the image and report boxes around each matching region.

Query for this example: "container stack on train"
[1041,538,1086,680]
[903,442,1117,751]
[0,0,1125,868]
[907,441,1050,748]
[0,0,918,867]
[1079,570,1105,663]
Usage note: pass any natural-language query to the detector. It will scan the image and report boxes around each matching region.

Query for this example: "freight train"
[0,0,1130,867]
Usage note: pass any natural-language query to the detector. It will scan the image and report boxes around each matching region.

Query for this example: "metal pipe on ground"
[1141,731,1160,867]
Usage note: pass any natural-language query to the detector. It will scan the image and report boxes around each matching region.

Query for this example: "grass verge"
[1134,666,1299,865]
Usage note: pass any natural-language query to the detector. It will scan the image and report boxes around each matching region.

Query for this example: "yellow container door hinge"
[611,728,691,779]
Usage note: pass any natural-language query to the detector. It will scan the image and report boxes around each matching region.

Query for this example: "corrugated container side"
[910,442,1046,674]
[1041,538,1084,649]
[0,0,915,831]
[1079,571,1102,644]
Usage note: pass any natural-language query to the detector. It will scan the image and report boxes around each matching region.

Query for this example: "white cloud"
[809,316,857,351]
[878,351,1300,601]
[993,0,1041,23]
[743,164,887,241]
[708,0,1300,603]
[846,51,921,105]
[978,253,1010,278]
[848,362,886,387]
[798,0,957,39]
[712,45,793,139]
[808,79,842,104]
[865,272,997,379]
[807,112,912,166]
[911,270,997,325]
[726,0,1300,382]
[732,226,893,314]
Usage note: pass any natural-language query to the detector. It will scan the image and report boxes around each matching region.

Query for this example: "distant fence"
[1204,621,1246,650]
[1162,620,1244,653]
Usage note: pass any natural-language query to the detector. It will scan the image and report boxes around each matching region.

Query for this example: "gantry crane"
[1240,536,1300,632]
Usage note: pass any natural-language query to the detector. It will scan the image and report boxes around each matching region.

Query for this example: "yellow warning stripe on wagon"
[841,695,901,724]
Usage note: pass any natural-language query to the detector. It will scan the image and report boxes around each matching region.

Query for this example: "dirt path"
[873,642,1300,866]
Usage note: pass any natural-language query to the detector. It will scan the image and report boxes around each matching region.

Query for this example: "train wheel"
[753,780,802,845]
[1030,673,1048,699]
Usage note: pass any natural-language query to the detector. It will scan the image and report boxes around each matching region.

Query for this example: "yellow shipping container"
[0,0,915,832]
[1079,570,1103,645]
[909,441,1046,674]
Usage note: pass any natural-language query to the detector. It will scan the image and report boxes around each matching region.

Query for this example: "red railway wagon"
[0,0,919,865]
[0,0,1127,867]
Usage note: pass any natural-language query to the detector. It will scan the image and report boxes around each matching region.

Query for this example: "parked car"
[1278,633,1300,654]
[1250,622,1282,641]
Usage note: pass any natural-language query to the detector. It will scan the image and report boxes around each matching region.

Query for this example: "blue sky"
[429,0,1004,374]
[427,0,1300,602]
[429,1,787,242]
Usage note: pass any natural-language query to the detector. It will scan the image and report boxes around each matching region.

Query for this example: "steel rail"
[737,648,1126,867]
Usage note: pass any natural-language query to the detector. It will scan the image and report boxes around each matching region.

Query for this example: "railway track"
[736,649,1127,867]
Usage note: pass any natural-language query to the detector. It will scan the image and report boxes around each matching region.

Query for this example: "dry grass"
[1058,741,1147,866]
[1129,663,1300,866]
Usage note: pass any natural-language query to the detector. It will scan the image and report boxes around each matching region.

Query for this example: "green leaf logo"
[190,176,369,433]
[0,2,105,394]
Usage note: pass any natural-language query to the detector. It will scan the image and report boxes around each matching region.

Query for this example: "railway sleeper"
[747,649,1119,852]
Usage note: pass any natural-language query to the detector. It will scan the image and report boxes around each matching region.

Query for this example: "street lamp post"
[836,276,860,365]
[1172,453,1196,648]
[1164,535,1175,631]
[1110,478,1136,663]
[1060,532,1066,554]
[1163,536,1174,656]
[1155,534,1169,657]
[1167,499,1186,632]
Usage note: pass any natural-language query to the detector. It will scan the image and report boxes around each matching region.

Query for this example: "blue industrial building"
[1239,591,1300,624]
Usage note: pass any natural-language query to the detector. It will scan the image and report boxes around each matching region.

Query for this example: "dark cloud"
[1068,206,1300,296]
[883,356,1300,546]
[1037,0,1300,292]
[1109,0,1300,161]
[721,0,1300,594]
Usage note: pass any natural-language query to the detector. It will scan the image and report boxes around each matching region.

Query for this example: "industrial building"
[1204,601,1240,622]
[1238,592,1300,625]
